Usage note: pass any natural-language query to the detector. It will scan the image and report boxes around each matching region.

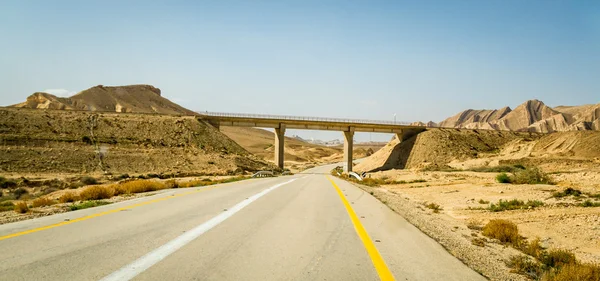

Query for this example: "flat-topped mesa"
[10,84,193,115]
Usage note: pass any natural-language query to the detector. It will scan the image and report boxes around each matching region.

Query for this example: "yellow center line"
[327,176,396,281]
[0,185,224,241]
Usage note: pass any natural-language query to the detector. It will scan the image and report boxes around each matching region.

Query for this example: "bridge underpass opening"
[198,112,427,173]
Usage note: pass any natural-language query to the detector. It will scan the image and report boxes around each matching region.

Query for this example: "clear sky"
[1,0,598,141]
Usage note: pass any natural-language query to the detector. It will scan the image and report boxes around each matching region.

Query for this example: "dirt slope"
[356,128,600,172]
[13,85,195,115]
[355,129,527,172]
[0,108,271,176]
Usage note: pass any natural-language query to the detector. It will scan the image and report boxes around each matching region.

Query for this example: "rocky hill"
[12,85,195,115]
[0,107,271,176]
[437,99,600,133]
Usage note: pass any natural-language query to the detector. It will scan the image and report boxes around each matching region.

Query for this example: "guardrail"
[198,111,413,126]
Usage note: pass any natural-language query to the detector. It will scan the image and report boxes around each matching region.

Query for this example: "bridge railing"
[198,111,413,126]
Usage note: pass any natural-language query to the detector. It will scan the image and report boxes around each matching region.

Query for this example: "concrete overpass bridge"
[198,112,428,172]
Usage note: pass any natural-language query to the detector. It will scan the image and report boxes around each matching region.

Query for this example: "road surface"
[0,164,485,281]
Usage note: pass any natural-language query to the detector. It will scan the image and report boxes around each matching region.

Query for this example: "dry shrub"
[509,255,543,279]
[59,192,80,203]
[482,219,521,245]
[32,197,56,208]
[80,185,115,200]
[542,249,578,269]
[542,263,600,281]
[164,179,179,189]
[14,201,29,213]
[521,238,545,260]
[112,180,166,195]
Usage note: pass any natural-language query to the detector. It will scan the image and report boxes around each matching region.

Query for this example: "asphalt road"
[0,164,485,281]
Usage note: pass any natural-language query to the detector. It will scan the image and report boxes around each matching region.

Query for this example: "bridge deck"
[197,112,428,133]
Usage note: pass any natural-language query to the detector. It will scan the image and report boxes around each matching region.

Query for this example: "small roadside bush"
[14,201,29,213]
[542,249,577,269]
[552,187,582,198]
[478,199,490,204]
[482,219,521,245]
[32,197,56,208]
[0,177,17,189]
[13,188,28,199]
[165,179,179,189]
[111,180,166,195]
[579,200,600,207]
[489,199,544,212]
[508,255,543,280]
[79,185,114,200]
[425,202,442,213]
[0,201,15,212]
[80,176,98,185]
[513,167,553,185]
[542,263,600,281]
[496,173,512,183]
[59,192,80,203]
[521,238,545,260]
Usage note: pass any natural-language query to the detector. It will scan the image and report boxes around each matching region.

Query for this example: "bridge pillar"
[343,129,354,173]
[274,124,286,169]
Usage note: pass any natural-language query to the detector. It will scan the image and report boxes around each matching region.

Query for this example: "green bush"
[496,173,512,183]
[552,187,582,198]
[513,167,553,185]
[579,200,600,207]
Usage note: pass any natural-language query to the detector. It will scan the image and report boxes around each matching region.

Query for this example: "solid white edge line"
[100,178,298,281]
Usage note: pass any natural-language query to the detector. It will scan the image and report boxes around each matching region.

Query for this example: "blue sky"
[1,0,598,141]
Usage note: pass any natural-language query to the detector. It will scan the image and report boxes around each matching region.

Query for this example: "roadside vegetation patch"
[488,199,544,212]
[480,219,600,280]
[0,177,18,189]
[69,200,111,211]
[32,197,56,208]
[495,167,554,185]
[14,201,29,213]
[579,200,600,207]
[552,187,582,199]
[0,201,14,212]
[59,192,80,203]
[482,219,520,245]
[424,202,442,213]
[496,173,512,183]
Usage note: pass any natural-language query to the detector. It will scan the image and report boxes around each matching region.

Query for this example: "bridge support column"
[274,124,286,169]
[343,129,354,173]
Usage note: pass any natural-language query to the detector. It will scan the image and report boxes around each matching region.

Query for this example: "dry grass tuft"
[14,201,29,213]
[521,238,545,260]
[59,192,80,203]
[482,219,521,246]
[32,197,56,208]
[80,185,115,200]
[111,180,167,195]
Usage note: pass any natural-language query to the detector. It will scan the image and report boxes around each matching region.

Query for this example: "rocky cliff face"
[437,99,600,133]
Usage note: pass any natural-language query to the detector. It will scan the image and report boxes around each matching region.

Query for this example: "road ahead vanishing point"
[0,164,485,281]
